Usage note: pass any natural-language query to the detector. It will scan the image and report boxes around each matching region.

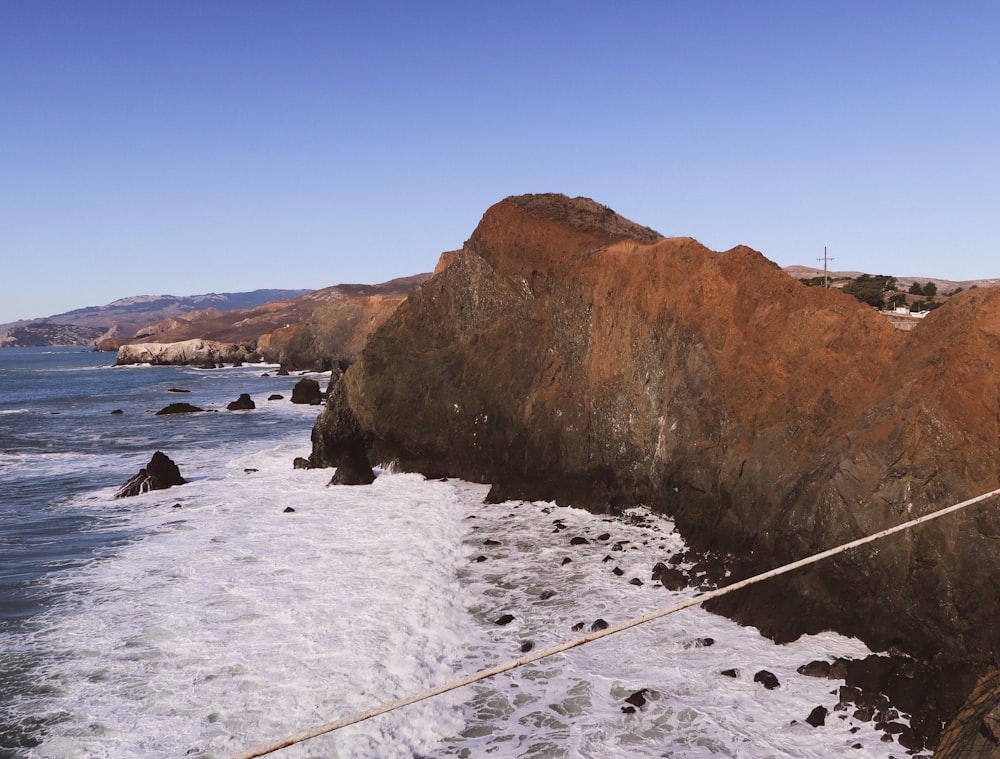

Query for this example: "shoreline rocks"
[115,339,260,366]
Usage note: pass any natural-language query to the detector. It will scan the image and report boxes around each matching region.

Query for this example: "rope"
[226,485,1000,759]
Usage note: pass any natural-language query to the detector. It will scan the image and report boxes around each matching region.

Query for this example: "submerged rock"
[115,451,186,498]
[155,402,204,415]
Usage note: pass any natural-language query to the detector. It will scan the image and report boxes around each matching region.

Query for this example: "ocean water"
[0,347,913,758]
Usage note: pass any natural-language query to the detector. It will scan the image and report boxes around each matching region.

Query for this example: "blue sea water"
[0,347,323,755]
[0,347,905,759]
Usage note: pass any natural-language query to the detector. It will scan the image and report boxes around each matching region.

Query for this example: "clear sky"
[2,1,998,324]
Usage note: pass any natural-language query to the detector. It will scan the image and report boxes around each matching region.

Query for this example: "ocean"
[0,347,911,758]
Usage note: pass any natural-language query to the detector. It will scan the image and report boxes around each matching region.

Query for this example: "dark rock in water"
[629,578,643,586]
[721,668,740,678]
[495,614,515,626]
[484,538,502,546]
[797,660,833,678]
[290,378,323,405]
[276,368,290,376]
[684,637,715,648]
[115,451,186,498]
[625,690,648,709]
[754,670,780,690]
[561,557,572,566]
[244,468,258,474]
[268,394,284,401]
[571,622,585,632]
[655,567,688,591]
[597,532,611,541]
[612,567,624,576]
[227,393,255,410]
[474,555,487,563]
[329,463,375,486]
[621,705,636,715]
[283,506,295,513]
[520,641,534,653]
[172,503,182,508]
[309,377,373,484]
[539,589,556,600]
[110,409,123,415]
[806,706,828,727]
[292,457,312,470]
[155,402,204,415]
[590,618,609,632]
[167,388,191,393]
[570,536,589,545]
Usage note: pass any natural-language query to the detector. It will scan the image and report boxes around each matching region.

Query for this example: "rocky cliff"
[312,193,1000,732]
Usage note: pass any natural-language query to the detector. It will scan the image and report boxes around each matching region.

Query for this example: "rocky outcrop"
[290,378,324,405]
[115,339,259,366]
[115,451,186,498]
[226,393,255,411]
[311,193,1000,735]
[258,293,409,371]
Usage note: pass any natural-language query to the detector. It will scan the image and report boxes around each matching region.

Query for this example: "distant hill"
[782,265,1000,293]
[107,275,429,350]
[0,289,313,348]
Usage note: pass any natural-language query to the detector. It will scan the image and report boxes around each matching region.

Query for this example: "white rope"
[226,485,1000,759]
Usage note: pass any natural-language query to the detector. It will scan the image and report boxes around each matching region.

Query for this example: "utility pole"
[817,246,834,288]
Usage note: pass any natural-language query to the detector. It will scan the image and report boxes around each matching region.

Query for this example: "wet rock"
[539,590,556,600]
[484,539,502,546]
[520,641,534,653]
[110,409,123,414]
[629,578,643,586]
[570,536,589,545]
[115,451,186,498]
[155,402,204,415]
[590,619,609,632]
[227,393,255,410]
[612,567,624,576]
[561,557,572,565]
[244,468,258,474]
[625,690,648,709]
[283,506,295,513]
[571,622,585,632]
[495,614,515,626]
[721,668,740,678]
[798,660,833,678]
[656,567,688,591]
[754,670,780,690]
[290,378,323,405]
[167,388,191,393]
[806,706,828,727]
[268,394,284,400]
[293,457,312,469]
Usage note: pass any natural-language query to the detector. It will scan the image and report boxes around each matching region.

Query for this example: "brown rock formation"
[258,293,409,371]
[311,193,1000,734]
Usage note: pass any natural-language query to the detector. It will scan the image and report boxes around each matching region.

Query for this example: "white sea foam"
[13,439,909,759]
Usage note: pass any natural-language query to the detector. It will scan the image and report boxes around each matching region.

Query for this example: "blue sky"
[2,1,998,324]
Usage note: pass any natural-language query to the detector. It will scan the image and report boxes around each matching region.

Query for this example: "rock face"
[311,193,1000,730]
[116,339,259,366]
[115,451,186,498]
[258,293,410,371]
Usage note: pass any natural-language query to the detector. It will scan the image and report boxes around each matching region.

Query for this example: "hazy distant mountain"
[0,289,312,348]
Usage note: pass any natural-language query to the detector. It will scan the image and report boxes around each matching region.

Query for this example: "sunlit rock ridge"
[312,192,1000,729]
